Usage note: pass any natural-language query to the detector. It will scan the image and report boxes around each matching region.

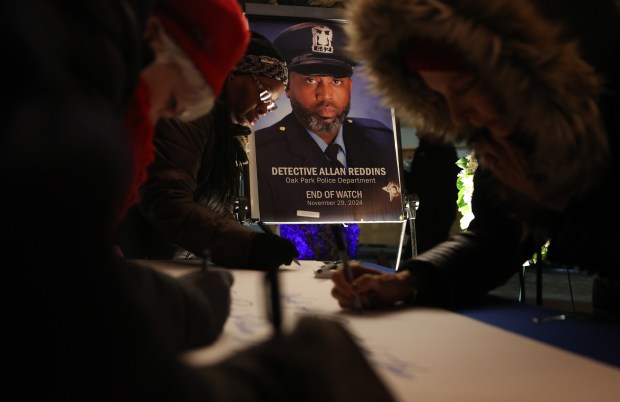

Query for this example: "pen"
[253,221,284,333]
[330,224,363,312]
[265,265,282,334]
[256,221,301,266]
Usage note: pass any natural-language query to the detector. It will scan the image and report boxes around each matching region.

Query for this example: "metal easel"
[233,158,252,225]
[394,193,419,271]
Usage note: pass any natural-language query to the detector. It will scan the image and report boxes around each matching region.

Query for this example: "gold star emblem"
[382,180,401,201]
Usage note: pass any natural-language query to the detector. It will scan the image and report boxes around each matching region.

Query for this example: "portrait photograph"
[248,14,404,224]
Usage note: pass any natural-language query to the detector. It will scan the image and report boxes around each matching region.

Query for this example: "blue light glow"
[280,224,360,260]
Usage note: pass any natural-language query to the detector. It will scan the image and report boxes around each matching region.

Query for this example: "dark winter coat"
[116,100,259,267]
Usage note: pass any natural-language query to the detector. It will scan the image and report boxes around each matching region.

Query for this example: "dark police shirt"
[255,113,403,222]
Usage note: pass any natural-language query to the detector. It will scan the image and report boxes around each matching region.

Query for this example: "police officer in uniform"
[255,22,402,223]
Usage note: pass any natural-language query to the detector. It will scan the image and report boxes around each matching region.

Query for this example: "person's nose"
[316,82,334,100]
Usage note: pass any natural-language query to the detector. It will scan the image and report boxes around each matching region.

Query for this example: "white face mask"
[177,91,215,123]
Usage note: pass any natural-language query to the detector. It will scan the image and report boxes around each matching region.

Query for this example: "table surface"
[144,259,620,402]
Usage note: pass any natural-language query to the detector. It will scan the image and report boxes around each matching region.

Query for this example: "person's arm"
[403,168,543,305]
[139,115,256,267]
[124,258,234,351]
[332,169,543,309]
[140,115,299,269]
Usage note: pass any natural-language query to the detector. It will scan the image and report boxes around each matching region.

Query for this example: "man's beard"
[290,98,350,135]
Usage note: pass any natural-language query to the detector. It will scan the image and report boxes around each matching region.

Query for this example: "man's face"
[287,71,352,135]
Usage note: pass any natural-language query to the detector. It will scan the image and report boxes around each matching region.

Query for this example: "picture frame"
[246,4,404,223]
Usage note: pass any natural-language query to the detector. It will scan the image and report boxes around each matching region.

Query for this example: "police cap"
[274,22,355,78]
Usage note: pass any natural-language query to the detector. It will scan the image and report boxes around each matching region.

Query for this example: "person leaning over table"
[255,21,402,222]
[113,0,252,351]
[6,2,398,402]
[330,0,620,321]
[11,0,249,355]
[115,31,300,269]
[6,0,248,397]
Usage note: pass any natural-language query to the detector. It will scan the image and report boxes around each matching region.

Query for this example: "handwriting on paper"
[228,290,418,380]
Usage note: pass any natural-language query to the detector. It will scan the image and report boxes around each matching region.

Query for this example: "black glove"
[248,233,299,270]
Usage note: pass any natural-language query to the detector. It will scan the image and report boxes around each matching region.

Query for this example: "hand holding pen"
[255,221,300,267]
[330,263,416,310]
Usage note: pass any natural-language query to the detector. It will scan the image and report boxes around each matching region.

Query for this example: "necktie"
[325,143,344,168]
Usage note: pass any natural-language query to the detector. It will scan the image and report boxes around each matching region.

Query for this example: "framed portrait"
[246,4,404,224]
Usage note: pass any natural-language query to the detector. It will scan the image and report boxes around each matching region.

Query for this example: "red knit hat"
[405,39,469,72]
[154,0,250,95]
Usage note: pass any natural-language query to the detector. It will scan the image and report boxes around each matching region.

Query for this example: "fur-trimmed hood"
[344,0,618,210]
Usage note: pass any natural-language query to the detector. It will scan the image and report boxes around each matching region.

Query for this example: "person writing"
[255,21,403,222]
[114,0,252,350]
[116,32,300,269]
[330,0,620,321]
[6,0,249,397]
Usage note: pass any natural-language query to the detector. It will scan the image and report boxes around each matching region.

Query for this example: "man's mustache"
[314,102,337,112]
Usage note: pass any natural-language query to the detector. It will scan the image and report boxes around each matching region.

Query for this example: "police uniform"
[255,22,402,222]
